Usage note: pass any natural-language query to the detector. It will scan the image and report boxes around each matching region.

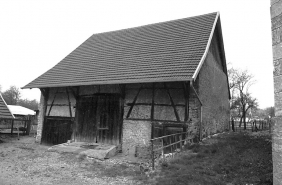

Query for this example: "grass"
[57,132,272,185]
[154,132,272,185]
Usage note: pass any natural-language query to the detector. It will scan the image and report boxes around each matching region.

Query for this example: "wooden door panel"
[76,94,121,145]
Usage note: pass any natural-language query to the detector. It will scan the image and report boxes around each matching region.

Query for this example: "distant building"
[0,93,14,119]
[7,105,35,118]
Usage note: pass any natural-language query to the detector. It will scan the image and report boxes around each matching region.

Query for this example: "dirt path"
[0,135,146,185]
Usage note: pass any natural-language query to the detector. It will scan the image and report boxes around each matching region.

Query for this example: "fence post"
[179,135,182,151]
[11,120,14,134]
[151,140,154,170]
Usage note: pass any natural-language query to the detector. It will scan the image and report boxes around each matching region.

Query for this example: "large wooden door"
[76,94,122,145]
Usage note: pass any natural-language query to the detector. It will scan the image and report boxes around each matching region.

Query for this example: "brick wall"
[196,32,230,138]
[271,1,282,184]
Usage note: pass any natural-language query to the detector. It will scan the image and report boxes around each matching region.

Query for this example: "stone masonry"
[271,1,282,184]
[195,30,230,138]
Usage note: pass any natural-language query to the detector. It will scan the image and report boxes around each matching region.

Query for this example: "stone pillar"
[122,120,151,158]
[271,1,282,184]
[35,93,46,143]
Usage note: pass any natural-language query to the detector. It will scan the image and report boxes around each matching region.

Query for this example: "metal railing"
[150,131,194,170]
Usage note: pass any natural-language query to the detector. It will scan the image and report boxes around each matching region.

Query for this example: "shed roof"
[7,105,35,116]
[23,12,220,89]
[0,94,15,119]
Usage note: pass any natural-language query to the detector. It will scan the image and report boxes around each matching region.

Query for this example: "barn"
[23,12,230,156]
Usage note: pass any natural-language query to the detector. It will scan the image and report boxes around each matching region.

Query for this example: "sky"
[0,0,274,109]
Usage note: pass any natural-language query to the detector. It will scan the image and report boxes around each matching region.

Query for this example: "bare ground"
[0,131,272,185]
[0,135,148,185]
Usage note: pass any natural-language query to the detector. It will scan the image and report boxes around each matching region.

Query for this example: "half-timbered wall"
[36,82,201,150]
[46,87,76,117]
[122,82,201,156]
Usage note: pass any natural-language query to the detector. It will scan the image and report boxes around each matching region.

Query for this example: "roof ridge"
[89,12,218,37]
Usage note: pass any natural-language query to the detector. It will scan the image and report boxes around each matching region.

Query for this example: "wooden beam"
[126,84,143,118]
[164,83,180,122]
[69,86,79,100]
[151,83,155,120]
[151,122,154,139]
[47,88,58,116]
[118,84,126,99]
[66,87,73,118]
[126,103,186,107]
[125,118,186,123]
[73,87,80,141]
[11,120,14,134]
[183,82,190,122]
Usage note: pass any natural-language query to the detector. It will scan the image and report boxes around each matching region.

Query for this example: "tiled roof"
[0,94,14,119]
[23,12,219,89]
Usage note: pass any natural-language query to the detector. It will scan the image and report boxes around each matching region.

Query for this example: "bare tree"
[228,68,258,129]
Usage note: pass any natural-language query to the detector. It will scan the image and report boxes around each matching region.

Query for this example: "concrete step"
[48,142,117,160]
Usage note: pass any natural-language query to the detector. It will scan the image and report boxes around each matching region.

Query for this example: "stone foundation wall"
[122,120,151,156]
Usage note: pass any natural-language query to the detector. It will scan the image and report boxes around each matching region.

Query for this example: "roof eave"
[22,77,193,89]
[0,93,15,119]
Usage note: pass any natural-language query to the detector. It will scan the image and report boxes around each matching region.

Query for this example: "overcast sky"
[0,0,273,109]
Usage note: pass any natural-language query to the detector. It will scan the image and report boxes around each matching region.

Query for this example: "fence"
[0,118,31,138]
[150,131,195,170]
[230,120,271,132]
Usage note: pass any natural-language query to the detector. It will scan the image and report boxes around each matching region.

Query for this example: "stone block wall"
[122,120,151,157]
[271,1,282,184]
[195,31,230,138]
[35,94,45,143]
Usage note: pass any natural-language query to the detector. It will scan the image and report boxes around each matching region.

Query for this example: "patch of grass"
[154,132,272,185]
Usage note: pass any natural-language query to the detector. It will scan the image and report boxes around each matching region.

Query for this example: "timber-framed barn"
[23,12,230,156]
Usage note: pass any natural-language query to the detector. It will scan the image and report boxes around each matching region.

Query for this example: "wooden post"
[66,88,72,118]
[11,119,14,134]
[151,140,155,170]
[151,122,154,139]
[164,83,180,122]
[170,137,173,153]
[47,88,58,116]
[40,88,49,144]
[126,84,143,118]
[161,138,164,157]
[179,135,182,151]
[151,83,155,121]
